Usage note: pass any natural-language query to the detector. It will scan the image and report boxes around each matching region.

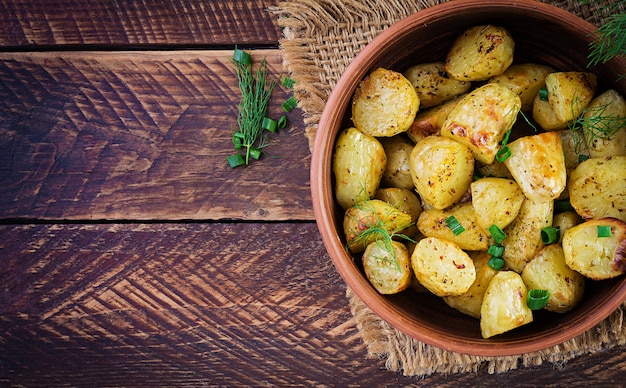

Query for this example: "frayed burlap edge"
[270,0,626,377]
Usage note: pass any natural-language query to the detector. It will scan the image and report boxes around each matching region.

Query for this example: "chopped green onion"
[554,199,573,213]
[488,256,505,271]
[489,224,507,244]
[578,154,590,163]
[445,215,465,236]
[233,48,252,65]
[249,147,262,160]
[282,96,298,112]
[277,115,288,129]
[227,154,245,168]
[501,129,512,146]
[597,225,612,238]
[495,146,511,162]
[539,88,549,101]
[487,244,504,258]
[282,77,296,89]
[527,289,550,310]
[541,226,560,245]
[261,117,277,133]
[232,133,243,150]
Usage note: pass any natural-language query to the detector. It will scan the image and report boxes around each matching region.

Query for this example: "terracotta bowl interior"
[311,0,626,356]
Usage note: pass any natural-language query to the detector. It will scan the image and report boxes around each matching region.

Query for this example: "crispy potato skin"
[480,271,533,339]
[333,127,386,210]
[568,156,626,222]
[404,62,471,109]
[406,96,463,143]
[351,67,420,137]
[562,217,626,279]
[488,63,554,112]
[441,83,521,164]
[445,25,514,82]
[362,240,412,294]
[410,135,475,210]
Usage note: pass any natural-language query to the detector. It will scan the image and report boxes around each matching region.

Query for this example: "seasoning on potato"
[351,67,420,137]
[403,62,471,109]
[480,271,533,339]
[488,63,554,112]
[545,71,597,123]
[379,136,416,190]
[470,177,525,231]
[362,240,412,294]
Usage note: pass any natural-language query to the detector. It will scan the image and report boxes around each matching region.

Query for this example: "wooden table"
[0,1,624,386]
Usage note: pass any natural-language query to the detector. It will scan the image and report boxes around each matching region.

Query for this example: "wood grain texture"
[1,223,625,387]
[0,50,312,221]
[0,0,282,47]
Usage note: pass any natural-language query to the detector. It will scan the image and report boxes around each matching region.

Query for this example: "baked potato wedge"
[379,135,415,190]
[406,96,463,144]
[480,271,533,338]
[441,83,521,164]
[445,25,515,81]
[488,63,554,112]
[581,89,626,158]
[351,67,420,137]
[562,217,626,280]
[374,187,422,239]
[545,71,597,123]
[333,127,386,210]
[362,240,412,294]
[470,177,525,231]
[552,210,583,243]
[404,62,471,108]
[533,92,569,131]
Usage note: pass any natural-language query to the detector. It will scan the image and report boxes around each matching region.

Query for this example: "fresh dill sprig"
[569,100,626,150]
[577,0,626,68]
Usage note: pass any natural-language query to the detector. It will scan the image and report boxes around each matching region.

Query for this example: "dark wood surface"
[1,1,624,386]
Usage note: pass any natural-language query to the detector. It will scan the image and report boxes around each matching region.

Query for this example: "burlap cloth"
[271,0,626,376]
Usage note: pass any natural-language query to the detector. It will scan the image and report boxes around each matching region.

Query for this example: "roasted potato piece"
[410,135,475,210]
[403,62,471,109]
[343,199,413,254]
[533,92,569,131]
[477,160,513,179]
[417,202,491,251]
[375,187,422,238]
[443,251,499,319]
[406,96,463,144]
[545,71,597,123]
[568,156,626,221]
[488,63,554,112]
[562,217,626,280]
[445,25,515,81]
[441,83,521,164]
[333,127,386,210]
[379,136,415,190]
[556,129,589,170]
[581,89,626,158]
[363,240,412,294]
[502,198,554,273]
[504,131,567,204]
[552,210,583,243]
[480,271,533,338]
[471,177,525,231]
[411,236,476,297]
[521,244,585,313]
[351,67,420,137]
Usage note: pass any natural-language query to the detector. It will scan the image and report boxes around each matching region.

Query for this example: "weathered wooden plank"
[0,50,312,221]
[0,0,282,47]
[1,223,625,386]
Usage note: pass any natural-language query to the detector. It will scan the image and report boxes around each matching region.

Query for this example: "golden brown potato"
[362,240,412,294]
[417,202,491,251]
[488,63,554,112]
[480,271,533,339]
[333,127,386,209]
[410,135,475,210]
[411,236,476,297]
[477,160,513,179]
[406,96,463,144]
[374,187,422,238]
[443,251,499,319]
[552,210,583,243]
[581,89,626,158]
[403,62,471,108]
[504,131,567,204]
[343,199,412,254]
[562,217,626,280]
[379,135,415,190]
[521,244,585,313]
[441,83,521,164]
[545,71,597,123]
[470,177,525,231]
[351,67,420,137]
[445,25,515,81]
[502,198,554,273]
[568,156,626,221]
[532,92,569,131]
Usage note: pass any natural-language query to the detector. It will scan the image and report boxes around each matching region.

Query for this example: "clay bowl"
[311,0,626,356]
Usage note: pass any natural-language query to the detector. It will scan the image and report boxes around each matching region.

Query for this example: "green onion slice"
[282,77,296,89]
[495,146,511,162]
[541,226,560,245]
[579,154,589,163]
[282,96,298,112]
[227,154,245,168]
[554,199,573,213]
[261,117,277,133]
[597,225,612,238]
[249,147,262,160]
[489,224,507,244]
[277,115,288,129]
[501,129,512,146]
[232,133,243,150]
[487,244,504,258]
[233,48,252,65]
[527,289,550,310]
[488,257,505,271]
[445,215,465,236]
[539,88,549,101]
